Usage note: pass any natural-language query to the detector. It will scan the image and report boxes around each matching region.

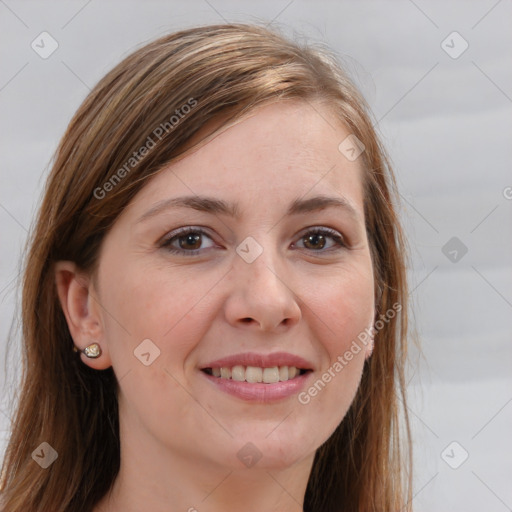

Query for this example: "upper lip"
[200,352,314,370]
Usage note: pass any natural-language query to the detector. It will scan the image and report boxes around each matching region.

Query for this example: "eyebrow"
[136,194,361,223]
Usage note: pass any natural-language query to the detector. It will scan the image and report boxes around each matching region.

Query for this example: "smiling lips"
[200,351,314,385]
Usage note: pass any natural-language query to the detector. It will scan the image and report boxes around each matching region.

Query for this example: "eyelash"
[159,226,347,256]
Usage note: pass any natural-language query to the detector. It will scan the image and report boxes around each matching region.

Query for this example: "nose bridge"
[236,233,285,291]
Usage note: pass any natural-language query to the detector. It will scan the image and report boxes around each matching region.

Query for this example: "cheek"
[98,259,220,367]
[97,261,214,419]
[306,262,375,353]
[296,265,374,439]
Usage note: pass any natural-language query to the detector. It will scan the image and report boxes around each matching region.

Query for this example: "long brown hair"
[0,22,413,511]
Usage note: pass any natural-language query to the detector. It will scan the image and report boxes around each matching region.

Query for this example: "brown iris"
[303,233,326,250]
[179,233,202,250]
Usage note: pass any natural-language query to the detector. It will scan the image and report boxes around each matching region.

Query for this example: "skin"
[55,99,375,512]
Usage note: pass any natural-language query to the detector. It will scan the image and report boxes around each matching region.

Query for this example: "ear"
[364,335,375,360]
[364,315,376,360]
[54,261,112,370]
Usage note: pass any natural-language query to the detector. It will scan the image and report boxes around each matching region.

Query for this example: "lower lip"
[201,370,312,403]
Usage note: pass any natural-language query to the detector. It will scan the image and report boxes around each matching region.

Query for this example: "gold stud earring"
[73,343,102,359]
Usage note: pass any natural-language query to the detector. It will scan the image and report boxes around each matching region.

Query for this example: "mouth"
[198,352,314,401]
[201,365,312,383]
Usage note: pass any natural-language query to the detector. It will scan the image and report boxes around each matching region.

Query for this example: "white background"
[1,1,511,510]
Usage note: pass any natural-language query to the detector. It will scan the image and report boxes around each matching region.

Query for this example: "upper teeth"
[211,365,301,383]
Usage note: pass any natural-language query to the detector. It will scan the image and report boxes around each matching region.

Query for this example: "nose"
[223,243,302,332]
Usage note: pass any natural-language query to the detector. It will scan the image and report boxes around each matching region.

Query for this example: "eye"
[293,227,346,252]
[160,227,216,256]
[159,226,347,257]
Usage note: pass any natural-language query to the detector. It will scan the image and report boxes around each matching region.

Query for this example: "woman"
[0,22,412,511]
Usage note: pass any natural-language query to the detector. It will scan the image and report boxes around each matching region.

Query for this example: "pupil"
[305,233,325,250]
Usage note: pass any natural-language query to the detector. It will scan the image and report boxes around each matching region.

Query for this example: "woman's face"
[90,100,375,471]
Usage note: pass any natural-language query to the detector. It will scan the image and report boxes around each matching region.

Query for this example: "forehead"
[129,100,366,217]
